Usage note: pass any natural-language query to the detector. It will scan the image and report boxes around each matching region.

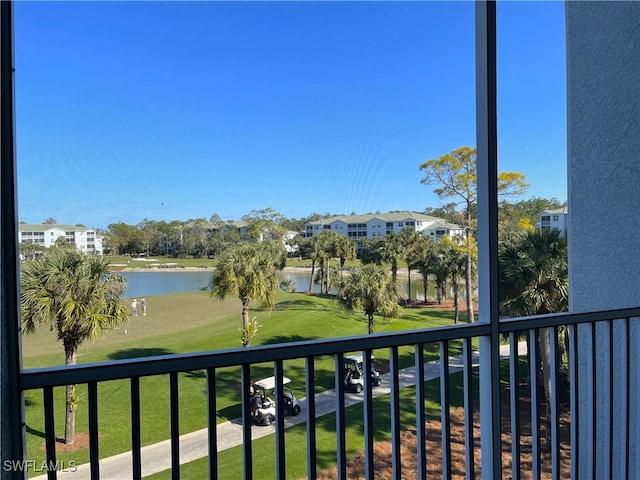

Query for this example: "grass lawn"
[21,290,461,473]
[145,369,478,480]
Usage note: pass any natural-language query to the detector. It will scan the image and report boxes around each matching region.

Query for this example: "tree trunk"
[318,259,325,295]
[407,267,412,302]
[422,272,428,303]
[453,281,459,324]
[391,261,397,286]
[465,206,475,323]
[324,259,330,294]
[308,260,315,292]
[64,347,77,445]
[242,297,251,348]
[367,312,375,334]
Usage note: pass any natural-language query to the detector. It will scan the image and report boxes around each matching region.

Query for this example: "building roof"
[428,220,464,230]
[306,211,448,226]
[541,207,568,215]
[18,223,92,232]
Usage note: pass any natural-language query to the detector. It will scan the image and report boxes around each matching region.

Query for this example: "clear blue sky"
[14,1,566,229]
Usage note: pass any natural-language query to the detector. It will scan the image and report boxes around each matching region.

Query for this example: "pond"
[120,270,463,302]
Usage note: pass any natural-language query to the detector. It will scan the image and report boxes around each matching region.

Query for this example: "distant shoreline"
[115,265,412,277]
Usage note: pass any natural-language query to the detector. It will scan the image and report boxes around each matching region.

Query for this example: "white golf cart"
[343,353,383,393]
[250,376,301,426]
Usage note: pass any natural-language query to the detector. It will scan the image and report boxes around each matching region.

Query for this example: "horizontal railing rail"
[20,322,490,390]
[22,306,640,391]
[499,306,640,332]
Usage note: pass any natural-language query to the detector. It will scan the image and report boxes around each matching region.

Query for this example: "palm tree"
[21,250,129,444]
[338,264,403,334]
[429,243,450,305]
[498,228,568,445]
[498,229,568,317]
[307,230,341,294]
[333,234,356,281]
[440,237,467,323]
[398,228,422,302]
[315,231,336,294]
[412,236,435,302]
[298,236,322,293]
[380,232,404,287]
[210,243,281,347]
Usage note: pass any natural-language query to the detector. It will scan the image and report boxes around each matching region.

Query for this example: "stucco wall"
[567,2,640,477]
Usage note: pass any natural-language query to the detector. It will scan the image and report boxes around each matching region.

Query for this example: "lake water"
[121,270,458,301]
[122,270,329,298]
[122,271,212,298]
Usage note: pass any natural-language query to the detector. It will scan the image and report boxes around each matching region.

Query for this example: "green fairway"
[21,289,459,472]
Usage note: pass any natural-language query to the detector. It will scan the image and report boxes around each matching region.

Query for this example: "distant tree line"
[39,193,562,260]
[101,208,332,257]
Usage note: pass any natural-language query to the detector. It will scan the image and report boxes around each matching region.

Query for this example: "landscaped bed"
[313,388,571,480]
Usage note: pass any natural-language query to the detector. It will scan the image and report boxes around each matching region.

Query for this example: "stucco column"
[567,2,640,477]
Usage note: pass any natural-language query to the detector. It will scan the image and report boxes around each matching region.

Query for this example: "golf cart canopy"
[345,353,375,365]
[254,376,291,390]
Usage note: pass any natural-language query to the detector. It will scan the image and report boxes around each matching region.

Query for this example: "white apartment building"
[283,230,299,254]
[538,207,568,236]
[304,211,463,241]
[18,224,103,255]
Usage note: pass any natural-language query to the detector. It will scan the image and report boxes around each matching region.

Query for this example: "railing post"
[0,2,26,478]
[475,1,501,479]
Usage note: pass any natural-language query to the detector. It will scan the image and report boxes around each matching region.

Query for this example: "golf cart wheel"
[292,405,301,416]
[375,377,382,387]
[264,414,274,426]
[355,383,363,393]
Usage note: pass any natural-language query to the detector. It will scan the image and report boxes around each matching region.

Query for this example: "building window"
[553,215,559,221]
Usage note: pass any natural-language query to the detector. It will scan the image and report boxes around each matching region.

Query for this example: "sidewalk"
[33,343,522,479]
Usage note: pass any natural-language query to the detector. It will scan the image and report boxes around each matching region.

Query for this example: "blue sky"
[14,1,566,229]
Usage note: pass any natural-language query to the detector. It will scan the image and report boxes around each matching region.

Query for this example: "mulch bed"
[310,384,571,480]
[40,432,103,454]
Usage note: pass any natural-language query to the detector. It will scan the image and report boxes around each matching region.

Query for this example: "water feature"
[120,269,463,302]
[121,271,212,298]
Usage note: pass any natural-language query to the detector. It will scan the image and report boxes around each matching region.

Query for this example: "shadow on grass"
[261,335,320,346]
[183,370,206,380]
[26,424,45,439]
[411,308,457,322]
[107,347,174,361]
[270,300,336,313]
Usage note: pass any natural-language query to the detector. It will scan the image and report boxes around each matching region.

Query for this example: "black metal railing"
[17,308,640,479]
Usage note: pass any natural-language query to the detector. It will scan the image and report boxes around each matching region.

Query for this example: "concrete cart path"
[33,343,524,479]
